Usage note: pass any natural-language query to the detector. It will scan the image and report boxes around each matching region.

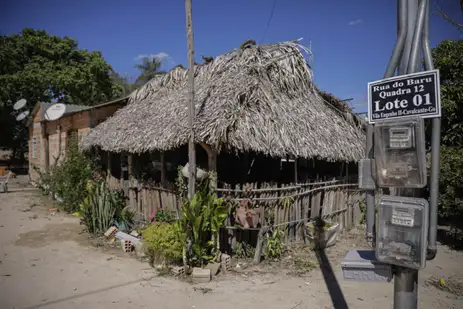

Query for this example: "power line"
[260,0,278,44]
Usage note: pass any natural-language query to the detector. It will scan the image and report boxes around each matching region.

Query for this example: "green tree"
[0,28,123,159]
[431,40,463,229]
[134,56,166,86]
[110,71,136,96]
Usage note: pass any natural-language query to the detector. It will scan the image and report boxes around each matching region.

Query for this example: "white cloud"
[348,19,363,26]
[134,52,175,65]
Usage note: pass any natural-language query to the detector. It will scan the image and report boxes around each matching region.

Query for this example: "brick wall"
[29,111,43,182]
[29,103,124,182]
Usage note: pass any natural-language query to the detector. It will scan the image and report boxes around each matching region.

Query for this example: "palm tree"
[134,56,166,86]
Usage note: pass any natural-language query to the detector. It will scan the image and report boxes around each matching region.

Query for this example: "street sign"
[367,70,441,123]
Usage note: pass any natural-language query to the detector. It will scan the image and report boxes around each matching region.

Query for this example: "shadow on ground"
[437,227,463,251]
[313,217,349,309]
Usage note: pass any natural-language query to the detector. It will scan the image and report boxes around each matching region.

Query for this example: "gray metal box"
[358,158,376,190]
[342,250,392,282]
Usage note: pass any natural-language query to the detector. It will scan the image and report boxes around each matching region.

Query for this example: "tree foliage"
[432,40,463,147]
[431,40,463,229]
[134,56,166,86]
[0,28,123,156]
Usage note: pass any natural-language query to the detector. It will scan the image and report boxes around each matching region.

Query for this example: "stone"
[192,267,211,283]
[204,262,221,276]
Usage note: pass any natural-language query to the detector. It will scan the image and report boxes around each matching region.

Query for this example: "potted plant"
[304,217,339,249]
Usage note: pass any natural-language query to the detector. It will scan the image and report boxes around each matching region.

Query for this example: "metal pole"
[398,0,418,75]
[422,0,439,260]
[385,0,408,79]
[393,1,428,308]
[366,0,407,248]
[394,267,419,308]
[365,125,375,247]
[407,0,427,74]
[185,0,196,199]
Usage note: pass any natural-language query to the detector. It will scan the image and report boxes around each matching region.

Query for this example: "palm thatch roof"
[81,40,365,162]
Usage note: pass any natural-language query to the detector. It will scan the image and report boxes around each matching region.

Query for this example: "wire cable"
[260,0,278,44]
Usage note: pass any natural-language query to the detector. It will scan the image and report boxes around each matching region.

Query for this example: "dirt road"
[0,181,462,309]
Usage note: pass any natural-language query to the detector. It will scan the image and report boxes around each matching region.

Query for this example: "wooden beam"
[128,154,136,209]
[200,144,217,173]
[107,152,111,182]
[120,153,124,189]
[160,151,167,187]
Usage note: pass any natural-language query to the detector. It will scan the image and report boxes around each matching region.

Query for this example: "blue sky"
[1,0,461,112]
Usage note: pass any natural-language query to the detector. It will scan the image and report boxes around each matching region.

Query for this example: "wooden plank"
[339,190,344,232]
[127,154,136,211]
[303,193,309,243]
[295,195,301,242]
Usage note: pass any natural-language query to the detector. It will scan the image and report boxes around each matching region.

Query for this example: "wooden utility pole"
[185,0,196,198]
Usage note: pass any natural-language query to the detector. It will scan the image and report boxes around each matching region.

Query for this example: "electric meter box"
[374,117,427,188]
[375,195,429,270]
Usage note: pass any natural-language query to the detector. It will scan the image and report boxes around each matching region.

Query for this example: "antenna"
[44,103,66,121]
[13,98,30,123]
[13,98,27,110]
[16,110,30,122]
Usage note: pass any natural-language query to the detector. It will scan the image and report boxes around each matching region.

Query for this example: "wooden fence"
[126,179,364,243]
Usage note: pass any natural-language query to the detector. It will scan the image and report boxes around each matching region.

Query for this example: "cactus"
[80,180,127,235]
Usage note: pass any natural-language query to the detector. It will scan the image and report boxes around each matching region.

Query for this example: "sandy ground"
[0,178,462,309]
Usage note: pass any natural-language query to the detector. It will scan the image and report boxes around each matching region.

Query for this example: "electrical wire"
[260,0,278,44]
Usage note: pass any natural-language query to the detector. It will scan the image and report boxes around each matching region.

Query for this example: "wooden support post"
[294,158,298,184]
[253,208,267,264]
[107,152,111,182]
[160,151,167,188]
[201,144,217,173]
[128,154,135,210]
[120,153,124,189]
[185,0,196,200]
[201,143,217,187]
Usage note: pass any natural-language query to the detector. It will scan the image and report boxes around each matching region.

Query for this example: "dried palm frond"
[81,40,365,162]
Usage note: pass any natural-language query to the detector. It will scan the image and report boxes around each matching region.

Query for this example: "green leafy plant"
[143,222,184,266]
[152,209,175,224]
[79,180,133,235]
[176,171,228,267]
[49,141,95,212]
[234,241,255,259]
[33,165,52,195]
[429,40,463,232]
[265,227,284,259]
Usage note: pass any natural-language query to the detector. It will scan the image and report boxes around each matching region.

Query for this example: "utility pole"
[185,0,196,198]
[371,1,439,308]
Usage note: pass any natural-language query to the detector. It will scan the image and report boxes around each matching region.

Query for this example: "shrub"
[79,180,133,235]
[50,141,94,212]
[143,222,184,265]
[436,146,463,230]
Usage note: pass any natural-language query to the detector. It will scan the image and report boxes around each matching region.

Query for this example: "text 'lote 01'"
[367,70,441,123]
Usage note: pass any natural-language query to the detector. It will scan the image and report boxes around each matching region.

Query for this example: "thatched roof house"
[81,41,365,162]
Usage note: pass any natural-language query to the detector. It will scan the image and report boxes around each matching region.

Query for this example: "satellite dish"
[44,103,66,121]
[13,99,27,110]
[16,110,30,121]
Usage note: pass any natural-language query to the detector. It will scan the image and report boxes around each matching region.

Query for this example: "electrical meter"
[375,195,429,270]
[374,117,426,188]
